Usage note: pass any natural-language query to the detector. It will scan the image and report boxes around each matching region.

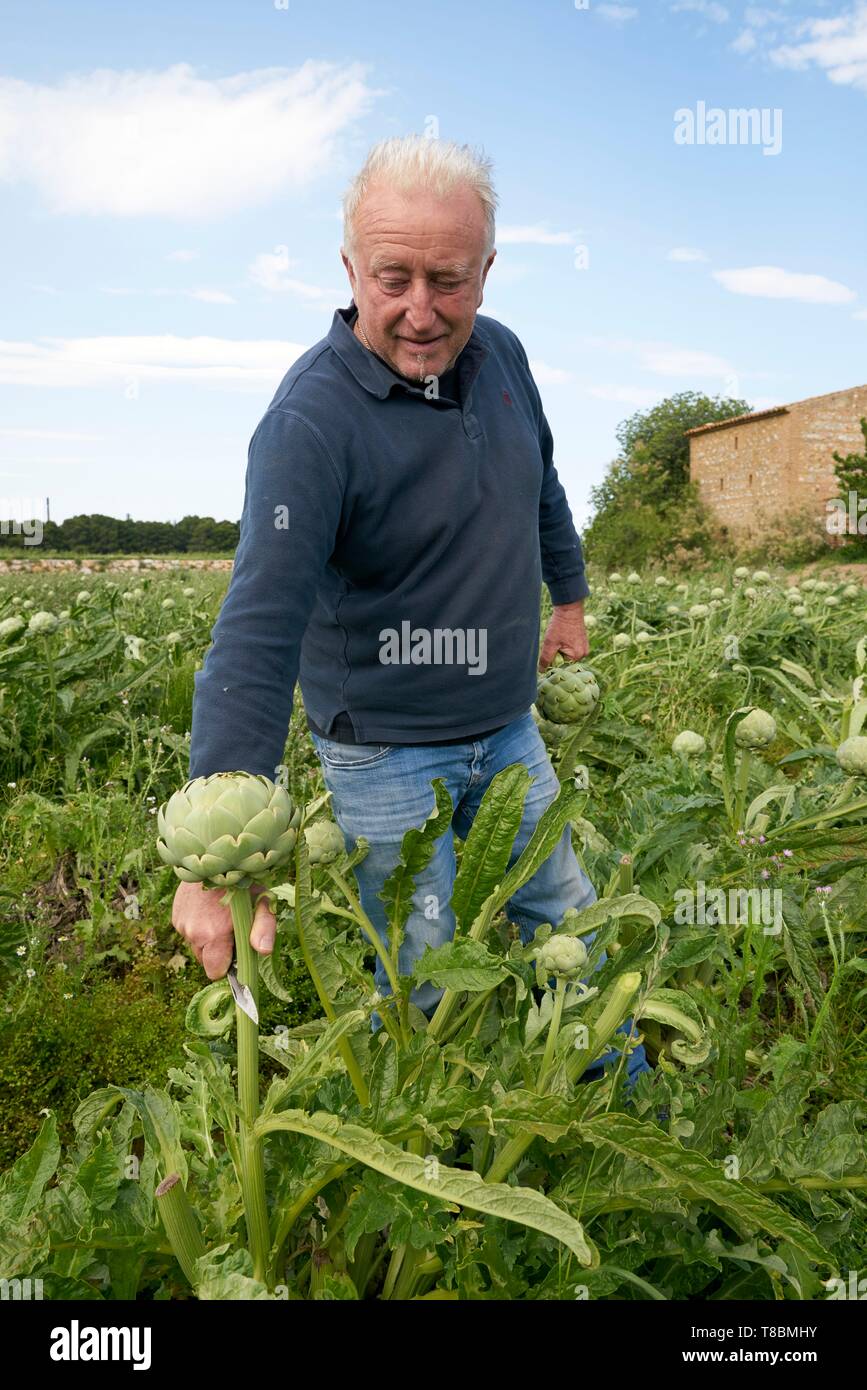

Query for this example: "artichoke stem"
[228,886,271,1286]
[155,1173,207,1288]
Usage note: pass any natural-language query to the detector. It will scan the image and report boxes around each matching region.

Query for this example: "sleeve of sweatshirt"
[188,407,345,780]
[508,329,590,605]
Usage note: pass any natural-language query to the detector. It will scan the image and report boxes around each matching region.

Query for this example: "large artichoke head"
[672,730,706,757]
[536,663,600,726]
[531,703,572,748]
[304,819,346,865]
[157,771,300,888]
[734,708,777,750]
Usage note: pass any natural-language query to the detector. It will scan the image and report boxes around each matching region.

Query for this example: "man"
[173,134,648,1085]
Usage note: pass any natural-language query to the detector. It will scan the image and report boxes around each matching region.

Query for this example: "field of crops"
[1,562,865,1302]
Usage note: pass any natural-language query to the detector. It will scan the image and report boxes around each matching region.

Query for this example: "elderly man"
[173,134,648,1086]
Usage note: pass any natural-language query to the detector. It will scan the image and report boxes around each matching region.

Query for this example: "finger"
[250,897,277,955]
[201,936,234,981]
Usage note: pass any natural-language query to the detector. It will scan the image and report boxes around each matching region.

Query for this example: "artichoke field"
[1,563,866,1302]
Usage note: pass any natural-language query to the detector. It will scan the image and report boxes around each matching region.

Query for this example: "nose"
[402,277,438,334]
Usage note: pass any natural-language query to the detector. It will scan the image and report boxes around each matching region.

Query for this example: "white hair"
[342,134,498,264]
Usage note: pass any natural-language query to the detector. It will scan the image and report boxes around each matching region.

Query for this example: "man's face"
[341,181,496,384]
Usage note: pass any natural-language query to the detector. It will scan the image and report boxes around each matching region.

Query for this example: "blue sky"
[1,0,865,527]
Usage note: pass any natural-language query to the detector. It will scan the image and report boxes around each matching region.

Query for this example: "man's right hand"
[171,880,277,980]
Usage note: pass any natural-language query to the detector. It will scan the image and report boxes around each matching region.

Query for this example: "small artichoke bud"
[304,819,345,865]
[672,730,706,756]
[735,708,777,750]
[836,736,867,777]
[536,934,588,981]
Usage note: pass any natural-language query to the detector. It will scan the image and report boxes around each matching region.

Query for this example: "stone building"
[687,383,867,537]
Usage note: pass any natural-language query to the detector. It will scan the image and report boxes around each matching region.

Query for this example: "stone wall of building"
[688,384,867,535]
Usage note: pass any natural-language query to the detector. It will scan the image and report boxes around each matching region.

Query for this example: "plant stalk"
[155,1173,207,1288]
[228,886,271,1285]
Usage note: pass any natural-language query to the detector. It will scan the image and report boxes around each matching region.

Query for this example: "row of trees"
[0,513,240,554]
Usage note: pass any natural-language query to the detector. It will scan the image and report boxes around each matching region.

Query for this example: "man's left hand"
[538,600,589,671]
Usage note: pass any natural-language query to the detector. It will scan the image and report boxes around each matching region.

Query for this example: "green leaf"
[110,1086,187,1185]
[379,778,454,965]
[451,764,531,930]
[0,1113,60,1222]
[413,938,510,993]
[257,1108,596,1265]
[578,1113,831,1265]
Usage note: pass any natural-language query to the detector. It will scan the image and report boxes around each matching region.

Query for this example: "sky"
[1,0,866,528]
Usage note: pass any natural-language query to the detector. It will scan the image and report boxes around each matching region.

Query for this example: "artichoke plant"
[157,772,300,1284]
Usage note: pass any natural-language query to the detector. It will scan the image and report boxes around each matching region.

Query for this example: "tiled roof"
[685,406,788,437]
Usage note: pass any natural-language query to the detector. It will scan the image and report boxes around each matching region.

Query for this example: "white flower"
[25,968,36,978]
[15,945,26,956]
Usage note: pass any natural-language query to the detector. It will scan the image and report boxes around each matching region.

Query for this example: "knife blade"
[227,962,259,1025]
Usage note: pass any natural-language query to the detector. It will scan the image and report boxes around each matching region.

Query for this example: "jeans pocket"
[313,736,394,770]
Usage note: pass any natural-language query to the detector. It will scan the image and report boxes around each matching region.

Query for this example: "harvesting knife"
[227,961,259,1025]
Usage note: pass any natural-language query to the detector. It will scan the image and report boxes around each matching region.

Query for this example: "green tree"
[584,391,751,569]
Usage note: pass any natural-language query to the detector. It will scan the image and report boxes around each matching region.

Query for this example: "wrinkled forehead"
[351,181,489,266]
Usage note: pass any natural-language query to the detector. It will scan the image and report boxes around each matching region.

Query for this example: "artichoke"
[157,771,300,887]
[672,730,706,756]
[532,704,572,748]
[536,663,600,726]
[304,819,345,865]
[752,570,771,584]
[735,708,777,750]
[733,566,749,580]
[836,736,867,776]
[688,604,710,620]
[536,934,588,980]
[612,632,632,651]
[0,615,25,641]
[28,610,58,635]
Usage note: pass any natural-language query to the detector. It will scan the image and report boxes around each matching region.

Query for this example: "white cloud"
[166,249,199,262]
[583,334,737,379]
[667,246,709,262]
[744,7,786,27]
[771,4,867,91]
[595,4,640,23]
[713,265,857,304]
[99,285,237,304]
[854,308,867,320]
[641,345,735,376]
[248,247,341,302]
[0,336,309,390]
[527,360,573,385]
[496,224,575,245]
[731,28,758,53]
[0,61,377,217]
[670,0,730,23]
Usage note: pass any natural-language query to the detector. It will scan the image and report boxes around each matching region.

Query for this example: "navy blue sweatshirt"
[188,302,590,779]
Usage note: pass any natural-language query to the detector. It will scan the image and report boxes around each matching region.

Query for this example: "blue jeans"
[310,710,649,1086]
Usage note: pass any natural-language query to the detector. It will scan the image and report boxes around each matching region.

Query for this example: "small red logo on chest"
[502,389,512,406]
